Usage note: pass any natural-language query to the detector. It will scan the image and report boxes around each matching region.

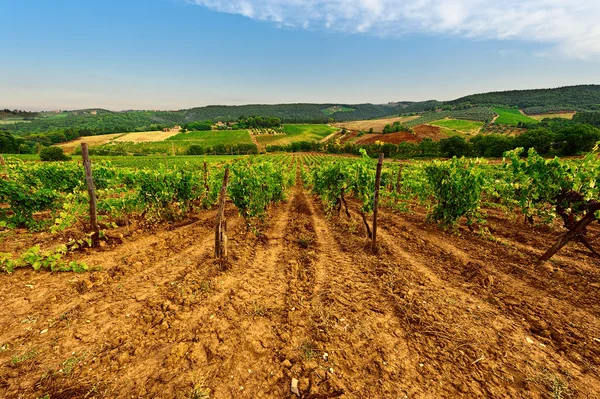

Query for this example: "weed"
[184,377,210,399]
[247,301,268,317]
[296,234,314,249]
[61,352,83,375]
[529,369,573,399]
[11,348,38,364]
[300,341,318,360]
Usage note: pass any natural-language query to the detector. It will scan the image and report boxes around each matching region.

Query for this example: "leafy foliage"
[39,146,70,161]
[425,157,486,227]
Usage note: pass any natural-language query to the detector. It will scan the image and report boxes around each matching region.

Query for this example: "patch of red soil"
[413,124,444,141]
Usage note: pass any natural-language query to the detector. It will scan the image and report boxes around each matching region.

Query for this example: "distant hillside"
[448,85,600,113]
[1,85,599,139]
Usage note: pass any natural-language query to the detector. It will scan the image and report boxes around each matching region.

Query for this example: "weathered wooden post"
[203,161,209,192]
[371,153,384,252]
[539,202,600,263]
[215,167,230,263]
[80,143,99,246]
[0,155,5,166]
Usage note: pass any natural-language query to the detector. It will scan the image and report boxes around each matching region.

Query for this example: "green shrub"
[188,145,205,155]
[39,147,70,161]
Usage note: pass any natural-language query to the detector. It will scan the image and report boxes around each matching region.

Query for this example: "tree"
[553,125,600,155]
[439,136,470,158]
[39,146,70,161]
[187,145,205,155]
[513,128,554,154]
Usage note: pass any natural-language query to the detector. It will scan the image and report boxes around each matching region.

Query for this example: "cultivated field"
[529,112,576,121]
[255,124,338,147]
[0,153,599,398]
[57,133,125,153]
[493,108,539,126]
[114,130,181,143]
[333,116,419,133]
[430,118,484,135]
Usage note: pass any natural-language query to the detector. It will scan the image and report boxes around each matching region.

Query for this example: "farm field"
[430,118,484,135]
[168,129,253,147]
[493,108,539,126]
[57,133,125,153]
[529,112,576,121]
[255,124,338,147]
[334,116,419,133]
[113,130,181,143]
[0,153,599,398]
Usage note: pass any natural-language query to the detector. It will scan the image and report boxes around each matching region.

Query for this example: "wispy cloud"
[190,0,600,59]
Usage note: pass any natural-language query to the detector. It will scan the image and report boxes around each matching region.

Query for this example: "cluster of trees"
[0,109,39,119]
[182,121,212,131]
[0,132,34,153]
[382,121,412,134]
[438,124,600,158]
[234,115,281,129]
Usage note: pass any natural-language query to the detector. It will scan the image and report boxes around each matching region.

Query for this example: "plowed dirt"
[1,167,599,398]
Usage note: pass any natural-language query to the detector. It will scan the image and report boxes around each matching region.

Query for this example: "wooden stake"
[81,143,99,246]
[0,155,5,166]
[539,204,600,263]
[215,167,230,261]
[203,161,209,192]
[371,153,384,252]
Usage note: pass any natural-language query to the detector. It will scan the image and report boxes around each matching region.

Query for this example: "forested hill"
[181,103,403,123]
[2,85,600,138]
[448,85,600,114]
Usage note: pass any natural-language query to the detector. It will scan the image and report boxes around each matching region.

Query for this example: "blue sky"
[1,0,599,110]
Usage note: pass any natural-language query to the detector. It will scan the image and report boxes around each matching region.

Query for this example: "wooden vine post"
[371,153,384,252]
[214,167,230,265]
[539,201,600,263]
[80,143,99,246]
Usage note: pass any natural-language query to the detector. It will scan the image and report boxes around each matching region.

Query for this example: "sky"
[1,0,599,111]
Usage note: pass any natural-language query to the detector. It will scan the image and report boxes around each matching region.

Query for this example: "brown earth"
[355,131,419,145]
[1,165,600,398]
[413,125,445,141]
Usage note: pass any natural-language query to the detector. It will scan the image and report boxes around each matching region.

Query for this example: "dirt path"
[319,129,340,143]
[249,130,264,152]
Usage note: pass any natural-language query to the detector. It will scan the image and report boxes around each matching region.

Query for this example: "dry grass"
[114,130,181,143]
[529,112,576,121]
[56,133,124,153]
[333,116,419,133]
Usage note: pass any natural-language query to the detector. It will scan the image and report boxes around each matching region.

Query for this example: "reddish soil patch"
[355,131,418,145]
[413,124,444,141]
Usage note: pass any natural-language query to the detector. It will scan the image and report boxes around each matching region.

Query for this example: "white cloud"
[190,0,600,59]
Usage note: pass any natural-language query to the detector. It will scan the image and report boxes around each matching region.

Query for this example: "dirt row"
[1,172,599,398]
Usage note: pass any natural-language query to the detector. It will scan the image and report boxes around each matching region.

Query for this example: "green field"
[167,129,252,146]
[430,118,484,134]
[256,124,338,147]
[493,108,539,126]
